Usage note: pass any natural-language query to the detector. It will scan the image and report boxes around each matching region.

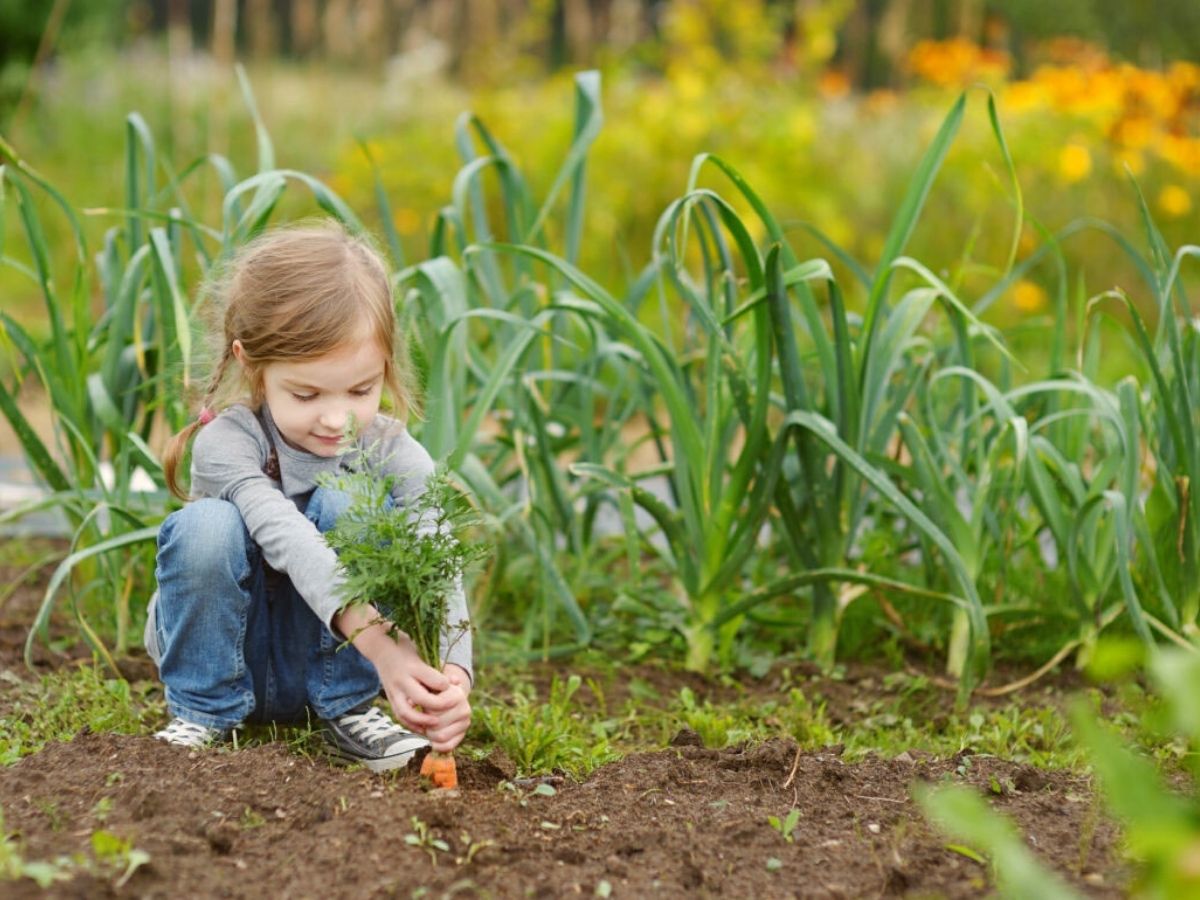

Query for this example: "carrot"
[420,749,458,790]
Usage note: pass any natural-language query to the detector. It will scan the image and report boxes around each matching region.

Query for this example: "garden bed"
[0,542,1131,897]
[0,728,1123,898]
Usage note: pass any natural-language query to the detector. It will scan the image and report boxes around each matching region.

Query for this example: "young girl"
[144,221,472,772]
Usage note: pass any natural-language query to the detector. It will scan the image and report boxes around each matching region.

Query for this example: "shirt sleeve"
[190,409,349,634]
[376,425,475,685]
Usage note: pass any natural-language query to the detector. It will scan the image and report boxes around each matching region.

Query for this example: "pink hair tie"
[197,407,215,425]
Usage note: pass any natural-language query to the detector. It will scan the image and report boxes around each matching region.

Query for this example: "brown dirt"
[0,539,1131,897]
[0,729,1125,898]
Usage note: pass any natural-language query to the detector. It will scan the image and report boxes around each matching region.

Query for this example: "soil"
[0,731,1123,899]
[0,542,1130,898]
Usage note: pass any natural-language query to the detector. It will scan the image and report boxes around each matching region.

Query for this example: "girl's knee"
[306,486,352,532]
[307,485,394,532]
[158,499,250,573]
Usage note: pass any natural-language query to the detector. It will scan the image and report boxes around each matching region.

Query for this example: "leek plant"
[0,68,364,665]
[1112,223,1200,640]
[467,92,1025,689]
[392,72,648,658]
[0,132,167,663]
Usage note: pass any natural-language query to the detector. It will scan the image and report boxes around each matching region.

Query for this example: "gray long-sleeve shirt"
[146,403,473,681]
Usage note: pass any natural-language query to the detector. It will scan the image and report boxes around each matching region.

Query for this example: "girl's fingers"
[391,693,438,729]
[406,682,456,712]
[412,665,451,693]
[427,724,467,752]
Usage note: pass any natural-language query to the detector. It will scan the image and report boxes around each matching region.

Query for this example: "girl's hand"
[424,664,472,752]
[334,606,456,732]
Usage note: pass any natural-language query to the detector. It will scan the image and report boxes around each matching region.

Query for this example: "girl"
[144,221,472,772]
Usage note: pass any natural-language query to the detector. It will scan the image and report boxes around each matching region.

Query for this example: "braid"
[163,348,235,501]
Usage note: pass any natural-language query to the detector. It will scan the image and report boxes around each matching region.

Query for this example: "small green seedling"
[90,830,150,889]
[405,816,450,865]
[767,808,801,843]
[455,831,496,866]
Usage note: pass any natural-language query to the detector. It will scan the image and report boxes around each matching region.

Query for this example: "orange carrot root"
[420,750,458,789]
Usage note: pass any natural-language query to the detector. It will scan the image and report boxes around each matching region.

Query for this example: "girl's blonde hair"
[163,221,417,500]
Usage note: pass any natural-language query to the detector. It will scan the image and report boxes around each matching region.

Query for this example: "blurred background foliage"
[2,1,1196,356]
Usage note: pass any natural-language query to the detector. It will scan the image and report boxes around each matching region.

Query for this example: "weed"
[30,799,67,832]
[240,807,266,830]
[90,797,113,824]
[0,662,163,763]
[454,831,496,866]
[0,805,150,891]
[767,809,801,843]
[90,830,150,889]
[674,687,754,748]
[476,674,619,778]
[405,816,450,865]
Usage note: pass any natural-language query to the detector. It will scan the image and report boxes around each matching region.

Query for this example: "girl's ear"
[231,340,247,368]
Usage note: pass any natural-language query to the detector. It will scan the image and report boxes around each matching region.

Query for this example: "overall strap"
[254,407,282,481]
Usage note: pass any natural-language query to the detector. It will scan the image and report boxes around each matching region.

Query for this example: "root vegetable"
[420,750,459,789]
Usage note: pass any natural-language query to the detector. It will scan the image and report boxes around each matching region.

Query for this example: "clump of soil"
[0,729,1124,898]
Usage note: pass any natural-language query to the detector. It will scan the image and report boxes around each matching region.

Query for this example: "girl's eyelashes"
[290,387,376,402]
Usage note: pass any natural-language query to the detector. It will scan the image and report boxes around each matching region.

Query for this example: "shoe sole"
[322,738,430,773]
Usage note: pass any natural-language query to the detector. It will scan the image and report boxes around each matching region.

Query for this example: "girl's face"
[235,331,387,457]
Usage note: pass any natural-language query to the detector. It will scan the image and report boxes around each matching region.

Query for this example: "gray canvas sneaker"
[322,703,430,772]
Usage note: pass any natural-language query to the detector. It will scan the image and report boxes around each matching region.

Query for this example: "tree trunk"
[209,0,237,160]
[878,0,913,87]
[562,0,593,66]
[291,0,319,56]
[606,0,642,51]
[245,0,276,58]
[358,0,389,67]
[166,0,193,156]
[324,0,355,60]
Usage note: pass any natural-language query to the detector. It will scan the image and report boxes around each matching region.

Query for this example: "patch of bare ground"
[0,729,1125,898]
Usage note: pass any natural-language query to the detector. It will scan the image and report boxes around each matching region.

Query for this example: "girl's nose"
[319,406,348,431]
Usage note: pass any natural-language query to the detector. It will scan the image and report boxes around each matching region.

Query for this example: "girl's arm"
[192,407,357,640]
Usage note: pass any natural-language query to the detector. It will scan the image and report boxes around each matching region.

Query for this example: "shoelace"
[339,707,405,746]
[156,719,219,748]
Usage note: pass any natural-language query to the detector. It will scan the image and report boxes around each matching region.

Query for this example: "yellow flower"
[1160,135,1200,176]
[1158,185,1193,219]
[1058,143,1093,183]
[1012,280,1048,313]
[1112,115,1155,150]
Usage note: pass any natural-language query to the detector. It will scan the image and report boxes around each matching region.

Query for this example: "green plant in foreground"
[0,805,150,890]
[919,648,1200,898]
[917,783,1081,899]
[0,806,73,888]
[1068,651,1200,898]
